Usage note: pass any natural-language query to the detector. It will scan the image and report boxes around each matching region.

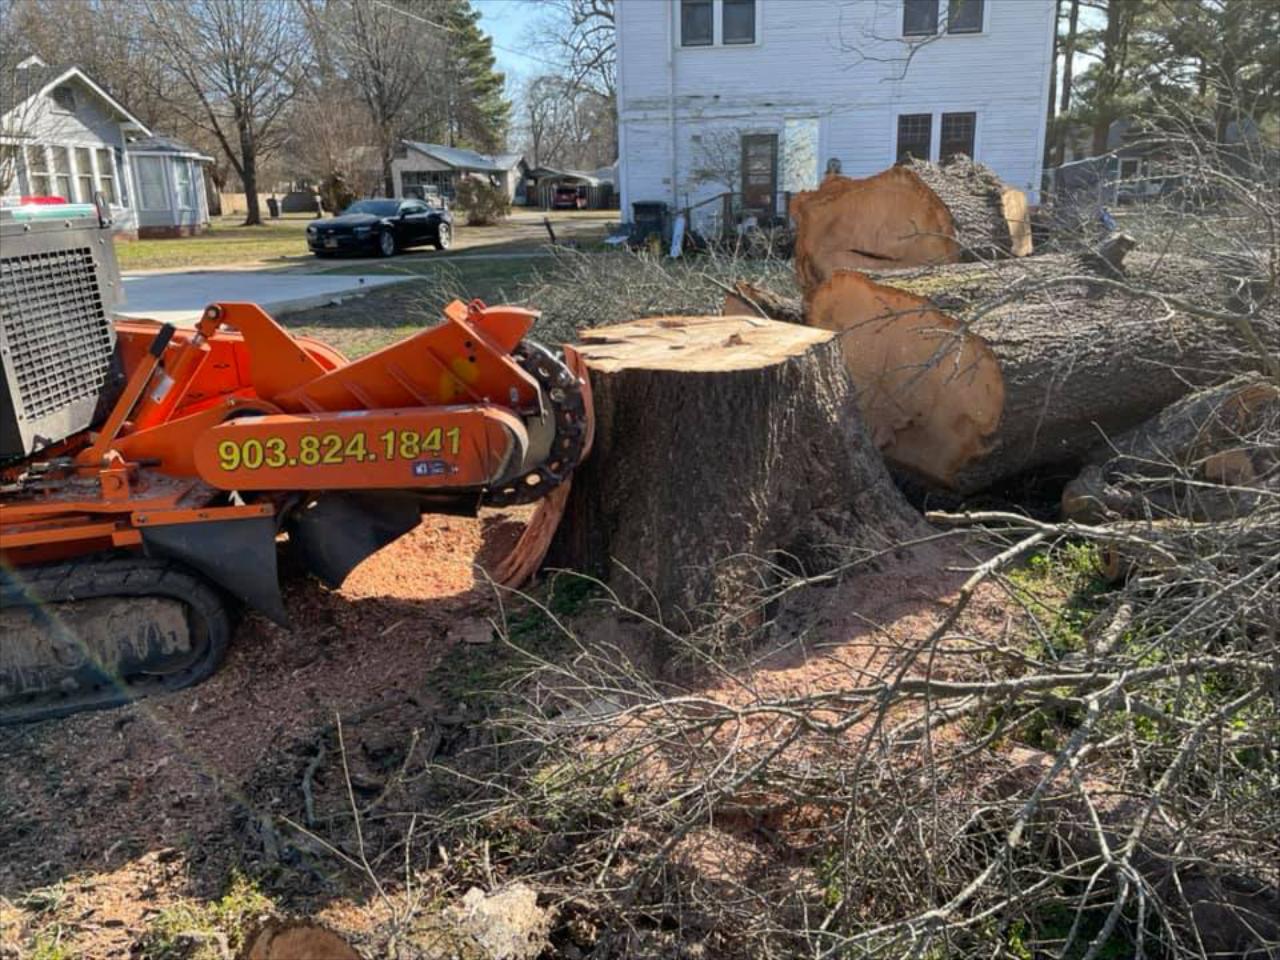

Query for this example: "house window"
[903,0,984,36]
[0,145,19,195]
[97,148,117,204]
[903,0,938,36]
[947,0,983,33]
[24,146,52,196]
[51,85,76,113]
[51,146,72,200]
[136,155,167,210]
[723,0,756,44]
[681,0,713,46]
[174,160,194,210]
[940,112,976,162]
[896,114,932,163]
[74,147,94,202]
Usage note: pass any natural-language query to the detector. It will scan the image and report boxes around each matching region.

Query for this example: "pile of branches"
[521,246,797,344]
[388,460,1277,957]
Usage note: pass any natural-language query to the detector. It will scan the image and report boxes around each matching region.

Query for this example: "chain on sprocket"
[483,341,587,507]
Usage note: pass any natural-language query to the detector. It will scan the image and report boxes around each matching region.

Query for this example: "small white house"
[127,135,212,237]
[615,0,1056,230]
[0,57,146,234]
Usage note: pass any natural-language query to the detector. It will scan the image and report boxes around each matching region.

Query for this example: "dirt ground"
[0,511,531,958]
[0,518,1009,958]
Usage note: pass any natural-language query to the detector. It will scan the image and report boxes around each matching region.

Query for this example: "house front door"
[741,134,778,218]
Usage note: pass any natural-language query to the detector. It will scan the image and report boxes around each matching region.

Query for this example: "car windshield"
[342,200,401,217]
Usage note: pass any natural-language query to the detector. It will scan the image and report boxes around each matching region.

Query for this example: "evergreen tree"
[425,0,508,152]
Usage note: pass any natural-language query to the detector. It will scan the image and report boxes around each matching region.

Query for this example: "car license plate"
[324,237,338,248]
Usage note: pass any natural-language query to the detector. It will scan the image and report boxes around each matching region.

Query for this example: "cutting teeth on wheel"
[483,341,589,508]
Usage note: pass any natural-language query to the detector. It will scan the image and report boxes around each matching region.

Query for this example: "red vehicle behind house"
[551,186,586,210]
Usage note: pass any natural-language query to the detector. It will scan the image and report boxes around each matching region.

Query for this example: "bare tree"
[537,0,615,100]
[533,0,617,162]
[142,0,303,225]
[305,0,443,198]
[516,72,613,171]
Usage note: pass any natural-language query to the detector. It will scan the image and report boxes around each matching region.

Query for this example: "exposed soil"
[0,516,1013,959]
[0,510,528,958]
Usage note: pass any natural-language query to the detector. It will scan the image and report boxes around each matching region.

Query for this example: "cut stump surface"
[551,315,925,625]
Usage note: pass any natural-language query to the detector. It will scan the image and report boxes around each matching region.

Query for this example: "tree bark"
[550,316,925,626]
[239,122,261,227]
[1053,0,1080,168]
[724,253,1279,494]
[1062,375,1280,522]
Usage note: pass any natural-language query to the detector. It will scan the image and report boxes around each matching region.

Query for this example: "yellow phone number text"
[216,427,463,471]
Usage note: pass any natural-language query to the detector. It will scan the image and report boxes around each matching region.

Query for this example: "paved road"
[115,269,416,324]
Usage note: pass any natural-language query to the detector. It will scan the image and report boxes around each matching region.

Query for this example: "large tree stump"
[550,316,924,626]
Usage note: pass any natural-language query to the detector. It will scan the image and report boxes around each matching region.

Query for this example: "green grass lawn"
[281,254,552,358]
[115,215,310,271]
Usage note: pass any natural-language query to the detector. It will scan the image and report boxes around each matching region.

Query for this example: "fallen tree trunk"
[789,159,1031,290]
[550,316,926,626]
[725,253,1279,493]
[1062,375,1280,523]
[902,156,1034,261]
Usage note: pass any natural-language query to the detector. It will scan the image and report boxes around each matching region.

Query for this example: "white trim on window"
[902,0,987,39]
[677,0,760,50]
[888,109,983,167]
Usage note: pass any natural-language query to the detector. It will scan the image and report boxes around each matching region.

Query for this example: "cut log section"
[1063,375,1280,522]
[790,167,959,289]
[240,920,361,959]
[789,159,1031,291]
[725,253,1279,493]
[903,156,1034,261]
[549,315,925,625]
[804,272,1005,485]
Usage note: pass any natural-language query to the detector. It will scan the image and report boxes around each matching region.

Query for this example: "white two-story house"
[616,0,1056,229]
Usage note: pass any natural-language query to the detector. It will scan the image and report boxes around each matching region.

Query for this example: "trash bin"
[266,196,280,219]
[630,201,669,247]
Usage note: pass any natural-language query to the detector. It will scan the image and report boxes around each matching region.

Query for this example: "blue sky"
[472,0,554,83]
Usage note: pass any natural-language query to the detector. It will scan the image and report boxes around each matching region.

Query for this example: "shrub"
[454,179,510,226]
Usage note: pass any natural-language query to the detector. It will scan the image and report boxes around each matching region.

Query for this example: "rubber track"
[0,557,232,726]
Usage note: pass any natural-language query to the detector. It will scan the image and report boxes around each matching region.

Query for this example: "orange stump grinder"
[0,200,591,724]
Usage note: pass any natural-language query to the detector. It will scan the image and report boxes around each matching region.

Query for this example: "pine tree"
[434,0,509,152]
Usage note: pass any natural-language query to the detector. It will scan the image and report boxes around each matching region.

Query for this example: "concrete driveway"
[115,269,416,324]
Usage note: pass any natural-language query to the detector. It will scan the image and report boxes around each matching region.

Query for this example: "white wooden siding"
[617,0,1055,222]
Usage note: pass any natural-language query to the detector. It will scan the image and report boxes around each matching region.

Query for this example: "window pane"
[51,146,72,200]
[97,148,117,203]
[0,144,19,195]
[681,0,713,46]
[137,156,166,210]
[896,114,932,163]
[940,112,976,162]
[947,0,983,33]
[25,147,51,196]
[175,161,193,209]
[723,0,755,44]
[903,0,939,36]
[75,147,94,202]
[52,85,76,112]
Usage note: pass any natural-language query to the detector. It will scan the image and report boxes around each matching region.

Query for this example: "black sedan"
[306,198,453,258]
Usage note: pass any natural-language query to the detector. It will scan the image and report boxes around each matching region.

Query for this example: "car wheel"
[378,230,397,257]
[433,223,451,251]
[313,250,334,259]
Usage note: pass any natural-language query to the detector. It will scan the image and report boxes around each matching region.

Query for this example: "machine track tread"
[0,557,232,726]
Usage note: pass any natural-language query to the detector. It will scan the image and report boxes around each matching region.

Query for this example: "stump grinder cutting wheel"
[0,200,592,725]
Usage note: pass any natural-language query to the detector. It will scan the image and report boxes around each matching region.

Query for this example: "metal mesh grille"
[0,247,114,419]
